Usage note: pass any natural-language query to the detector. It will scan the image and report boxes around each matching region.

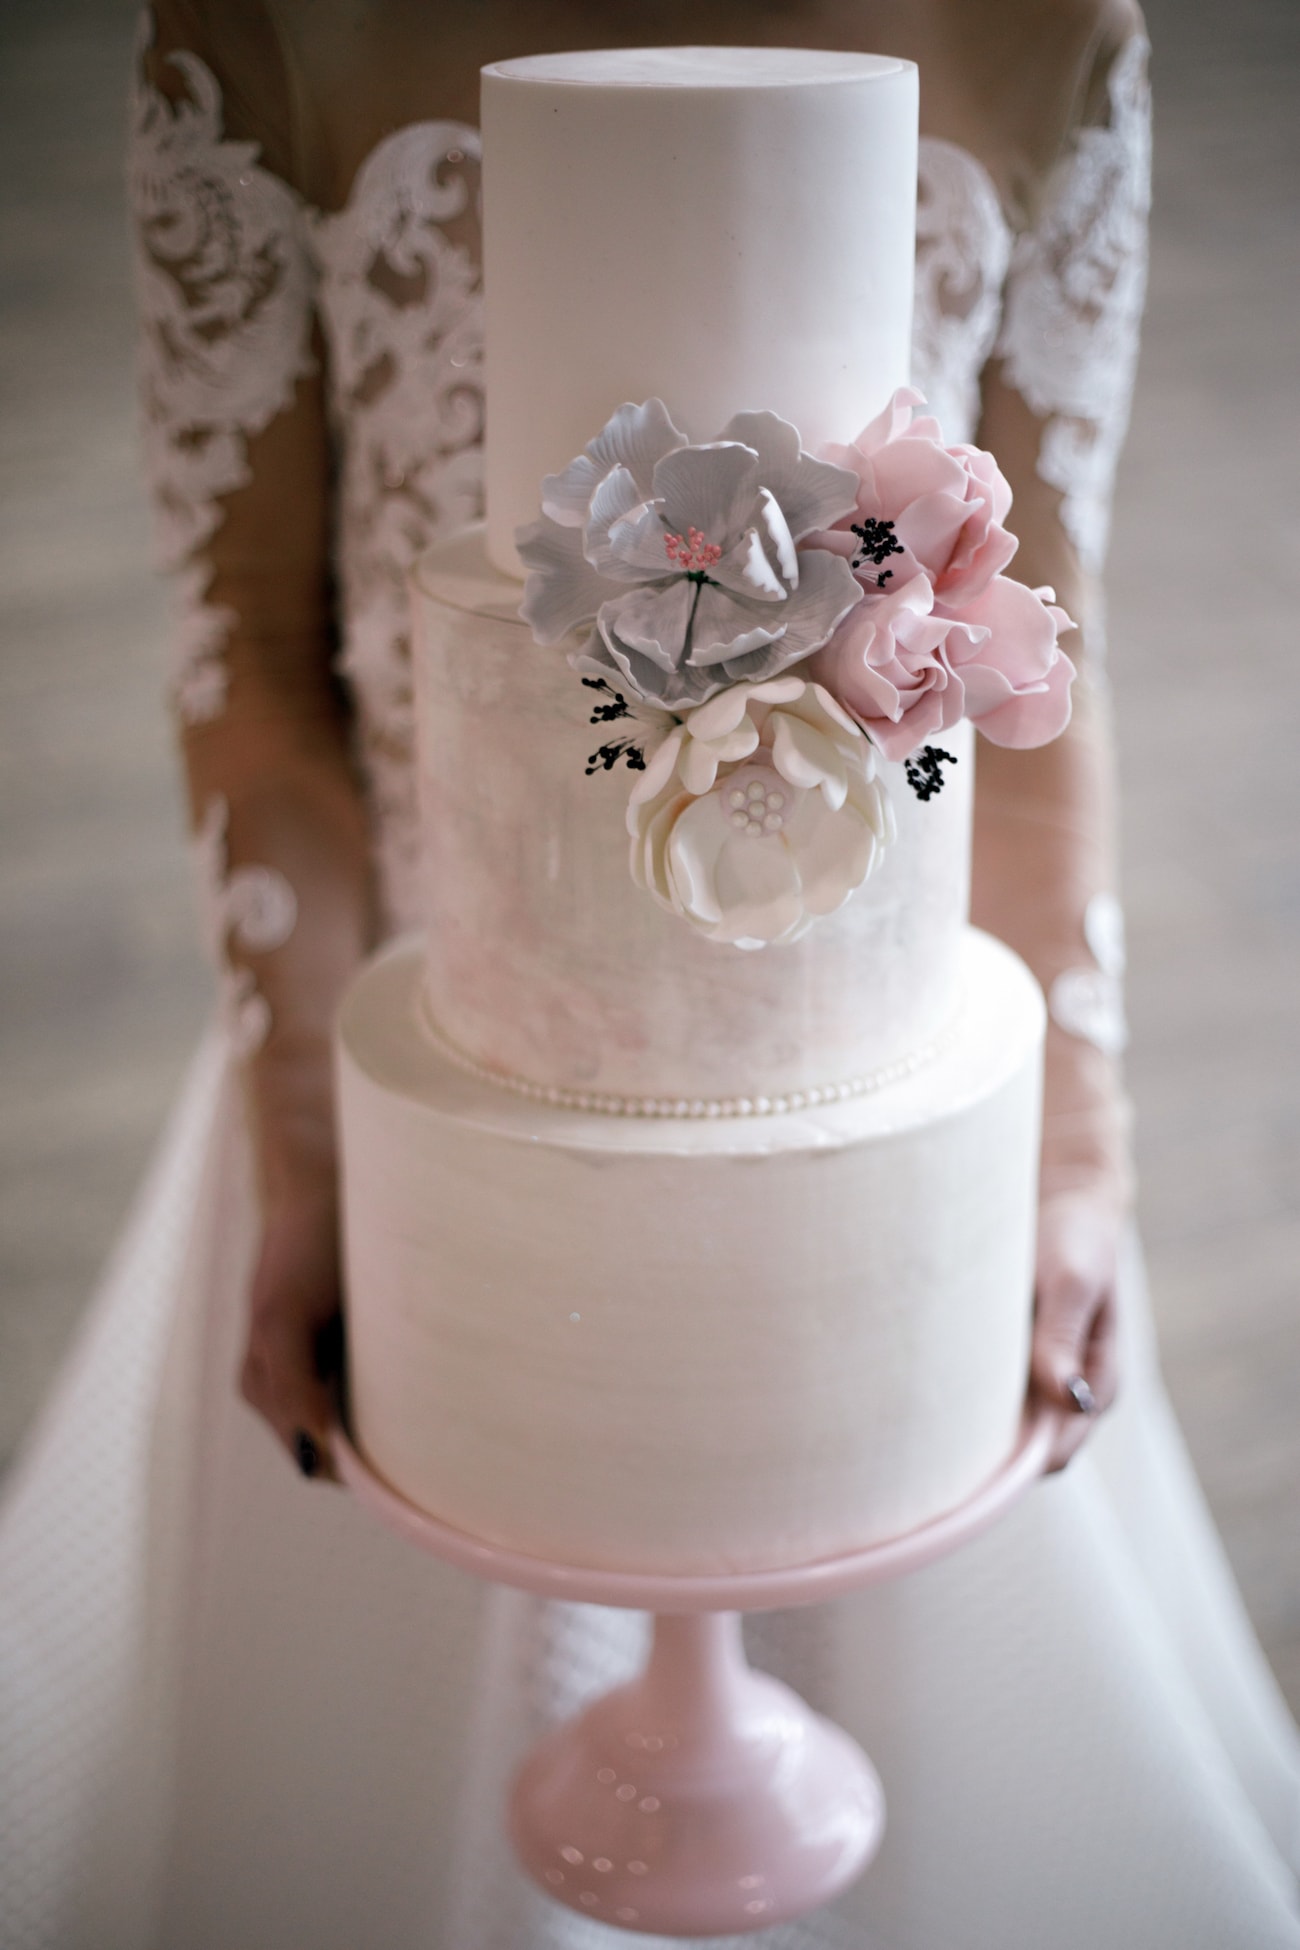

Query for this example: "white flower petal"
[877,776,899,845]
[771,710,849,810]
[679,738,723,797]
[686,581,783,668]
[803,681,865,742]
[685,682,761,743]
[652,441,760,549]
[604,506,680,578]
[666,791,808,942]
[844,768,893,841]
[542,398,688,524]
[786,794,875,916]
[766,549,864,664]
[583,468,661,579]
[744,675,808,708]
[683,727,760,798]
[653,659,732,709]
[714,410,861,537]
[517,518,615,642]
[711,524,787,602]
[627,724,685,814]
[709,724,764,766]
[664,798,729,926]
[757,487,799,585]
[638,791,688,901]
[710,834,805,943]
[600,581,695,672]
[597,624,718,709]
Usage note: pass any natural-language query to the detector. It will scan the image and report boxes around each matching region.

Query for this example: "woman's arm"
[134,2,375,1477]
[970,407,1131,1465]
[185,434,376,1480]
[971,7,1149,1465]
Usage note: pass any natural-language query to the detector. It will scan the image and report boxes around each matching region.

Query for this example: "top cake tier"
[482,47,919,575]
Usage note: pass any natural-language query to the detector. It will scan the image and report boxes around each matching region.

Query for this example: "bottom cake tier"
[337,929,1044,1577]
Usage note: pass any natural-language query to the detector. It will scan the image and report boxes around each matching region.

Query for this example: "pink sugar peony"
[809,388,1078,758]
[810,568,1077,761]
[942,575,1077,749]
[812,387,1018,609]
[810,573,967,762]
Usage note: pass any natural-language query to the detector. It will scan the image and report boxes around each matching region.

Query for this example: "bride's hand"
[208,768,375,1485]
[1032,1185,1123,1472]
[241,1184,345,1484]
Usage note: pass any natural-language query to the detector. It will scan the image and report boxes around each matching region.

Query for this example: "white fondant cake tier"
[413,527,973,1106]
[338,929,1044,1577]
[482,47,918,574]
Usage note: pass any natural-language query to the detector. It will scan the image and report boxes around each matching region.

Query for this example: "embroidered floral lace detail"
[128,19,316,723]
[913,138,1012,444]
[1049,890,1129,1056]
[308,125,485,931]
[995,36,1152,575]
[193,796,298,1056]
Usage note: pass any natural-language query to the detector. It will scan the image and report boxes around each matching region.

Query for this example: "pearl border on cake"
[417,991,960,1120]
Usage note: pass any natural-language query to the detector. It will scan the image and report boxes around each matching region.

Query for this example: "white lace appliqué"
[995,37,1151,575]
[308,125,485,930]
[193,796,298,1057]
[129,21,316,723]
[1049,891,1129,1056]
[913,138,1012,444]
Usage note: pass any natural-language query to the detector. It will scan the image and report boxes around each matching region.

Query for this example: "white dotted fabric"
[2,1036,1298,1948]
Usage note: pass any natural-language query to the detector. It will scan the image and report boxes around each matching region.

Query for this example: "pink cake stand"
[333,1402,1060,1937]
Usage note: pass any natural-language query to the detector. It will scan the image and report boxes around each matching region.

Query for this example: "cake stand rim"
[331,1399,1061,1612]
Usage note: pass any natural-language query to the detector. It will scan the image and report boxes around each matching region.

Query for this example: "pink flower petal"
[972,648,1076,748]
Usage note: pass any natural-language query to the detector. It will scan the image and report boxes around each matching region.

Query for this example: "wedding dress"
[2,11,1298,1949]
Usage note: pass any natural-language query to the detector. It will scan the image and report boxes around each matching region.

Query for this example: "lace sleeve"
[127,7,371,1099]
[993,33,1152,577]
[128,9,316,724]
[193,796,299,1057]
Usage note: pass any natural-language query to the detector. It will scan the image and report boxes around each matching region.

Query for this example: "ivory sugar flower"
[517,399,864,711]
[627,675,894,948]
[809,388,1077,756]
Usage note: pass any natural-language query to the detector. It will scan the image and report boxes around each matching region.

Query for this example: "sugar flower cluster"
[517,390,1076,947]
[807,389,1075,759]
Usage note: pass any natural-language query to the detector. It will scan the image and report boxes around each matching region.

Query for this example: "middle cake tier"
[413,526,973,1107]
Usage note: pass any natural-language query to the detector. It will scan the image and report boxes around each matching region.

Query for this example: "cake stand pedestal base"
[510,1609,882,1936]
[334,1403,1058,1937]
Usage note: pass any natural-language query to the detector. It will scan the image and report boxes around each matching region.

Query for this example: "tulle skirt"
[2,1029,1298,1949]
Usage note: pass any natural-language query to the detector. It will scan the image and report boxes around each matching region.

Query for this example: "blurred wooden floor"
[1,0,1297,1717]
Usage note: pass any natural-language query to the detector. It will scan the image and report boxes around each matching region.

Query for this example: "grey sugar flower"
[517,400,865,711]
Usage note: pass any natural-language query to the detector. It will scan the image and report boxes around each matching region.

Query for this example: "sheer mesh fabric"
[134,2,373,1194]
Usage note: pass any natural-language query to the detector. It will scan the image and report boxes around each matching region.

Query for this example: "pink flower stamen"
[664,525,723,574]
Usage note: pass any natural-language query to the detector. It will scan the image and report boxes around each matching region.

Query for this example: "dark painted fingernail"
[294,1429,320,1477]
[1064,1374,1097,1415]
[313,1313,345,1381]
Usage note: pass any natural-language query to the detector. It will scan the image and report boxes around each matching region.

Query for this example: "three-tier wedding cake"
[337,47,1049,1576]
